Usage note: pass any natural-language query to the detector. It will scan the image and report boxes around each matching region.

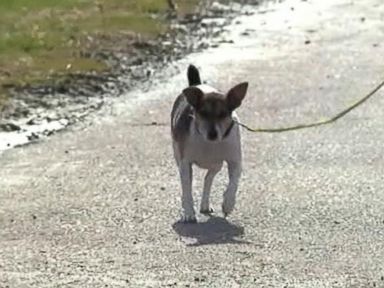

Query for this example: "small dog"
[171,65,248,223]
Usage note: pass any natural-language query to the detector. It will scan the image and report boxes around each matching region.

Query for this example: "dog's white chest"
[183,127,241,169]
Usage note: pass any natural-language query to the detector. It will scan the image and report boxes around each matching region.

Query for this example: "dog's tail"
[187,65,201,86]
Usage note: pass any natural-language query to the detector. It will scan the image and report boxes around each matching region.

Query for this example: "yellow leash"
[130,79,384,132]
[235,78,384,133]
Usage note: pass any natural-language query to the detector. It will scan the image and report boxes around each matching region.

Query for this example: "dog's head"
[183,83,248,142]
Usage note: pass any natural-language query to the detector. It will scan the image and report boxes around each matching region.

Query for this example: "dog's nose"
[208,129,218,141]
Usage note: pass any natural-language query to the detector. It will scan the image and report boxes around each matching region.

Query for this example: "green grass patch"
[0,0,200,111]
[79,13,165,35]
[0,0,82,10]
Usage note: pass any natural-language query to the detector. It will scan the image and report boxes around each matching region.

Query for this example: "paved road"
[1,0,384,287]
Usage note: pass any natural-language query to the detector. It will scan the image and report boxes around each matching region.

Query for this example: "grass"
[0,0,199,108]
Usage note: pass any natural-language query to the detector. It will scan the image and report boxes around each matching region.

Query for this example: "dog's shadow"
[172,216,249,246]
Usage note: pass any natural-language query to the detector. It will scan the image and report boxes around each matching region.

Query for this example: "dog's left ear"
[183,86,204,109]
[227,82,248,111]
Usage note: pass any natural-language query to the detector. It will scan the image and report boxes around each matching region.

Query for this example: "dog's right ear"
[227,82,248,111]
[183,87,204,109]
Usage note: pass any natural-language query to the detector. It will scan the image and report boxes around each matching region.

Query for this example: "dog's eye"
[217,111,228,119]
[199,110,210,118]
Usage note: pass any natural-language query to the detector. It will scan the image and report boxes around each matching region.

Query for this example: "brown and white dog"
[171,65,248,223]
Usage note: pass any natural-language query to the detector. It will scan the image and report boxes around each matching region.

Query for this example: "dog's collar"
[223,119,235,138]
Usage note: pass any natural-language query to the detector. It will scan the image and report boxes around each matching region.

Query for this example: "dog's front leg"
[179,161,196,223]
[222,161,242,217]
[200,164,222,214]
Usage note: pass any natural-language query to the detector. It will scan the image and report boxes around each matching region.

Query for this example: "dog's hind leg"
[200,164,222,214]
[179,161,196,223]
[222,161,242,217]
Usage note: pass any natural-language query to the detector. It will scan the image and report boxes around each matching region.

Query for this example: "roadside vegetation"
[0,0,198,109]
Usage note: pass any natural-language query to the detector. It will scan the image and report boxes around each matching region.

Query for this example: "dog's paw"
[200,207,214,215]
[222,198,235,217]
[180,214,197,223]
